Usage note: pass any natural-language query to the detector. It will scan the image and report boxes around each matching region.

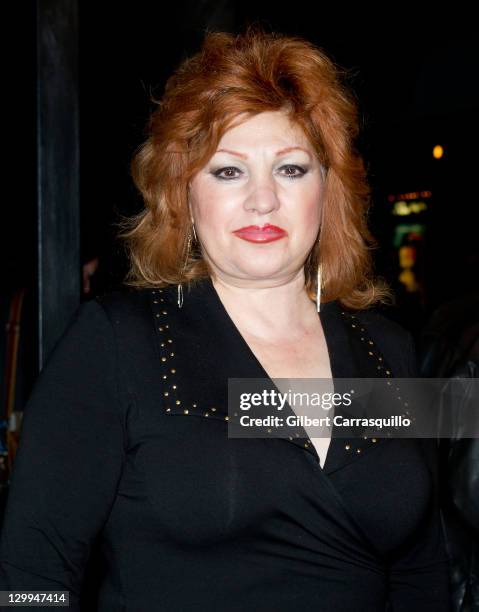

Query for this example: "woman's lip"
[232,225,288,243]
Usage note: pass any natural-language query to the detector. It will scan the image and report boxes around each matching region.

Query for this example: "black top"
[0,277,451,611]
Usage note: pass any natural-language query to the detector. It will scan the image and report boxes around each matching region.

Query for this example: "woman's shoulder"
[94,285,151,310]
[90,287,161,358]
[92,286,153,326]
[352,306,413,344]
[347,305,418,377]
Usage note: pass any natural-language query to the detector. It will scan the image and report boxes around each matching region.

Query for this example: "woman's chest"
[240,328,333,380]
[238,331,334,464]
[111,411,432,558]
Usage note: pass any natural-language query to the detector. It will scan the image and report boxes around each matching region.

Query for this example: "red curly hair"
[116,23,393,310]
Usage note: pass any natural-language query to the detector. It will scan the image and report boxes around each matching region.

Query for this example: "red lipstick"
[232,223,288,243]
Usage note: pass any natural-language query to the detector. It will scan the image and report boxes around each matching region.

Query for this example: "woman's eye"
[279,165,307,179]
[212,164,307,181]
[212,166,242,180]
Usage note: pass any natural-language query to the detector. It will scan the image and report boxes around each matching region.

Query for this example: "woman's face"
[188,110,324,285]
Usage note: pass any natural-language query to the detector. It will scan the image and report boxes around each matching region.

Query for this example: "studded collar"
[148,277,395,475]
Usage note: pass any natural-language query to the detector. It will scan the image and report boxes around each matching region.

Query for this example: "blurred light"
[433,145,444,159]
[393,224,425,248]
[388,191,432,201]
[392,200,428,216]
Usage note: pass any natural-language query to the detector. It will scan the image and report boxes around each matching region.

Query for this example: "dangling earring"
[316,237,322,313]
[177,221,196,308]
[177,282,184,309]
[316,262,322,313]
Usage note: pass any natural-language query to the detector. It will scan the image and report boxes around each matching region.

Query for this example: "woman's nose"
[243,176,281,214]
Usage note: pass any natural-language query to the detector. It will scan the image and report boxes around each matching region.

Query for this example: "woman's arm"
[386,443,451,610]
[0,299,127,610]
[387,332,452,611]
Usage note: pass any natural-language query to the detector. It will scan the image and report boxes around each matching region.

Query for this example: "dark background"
[78,6,479,335]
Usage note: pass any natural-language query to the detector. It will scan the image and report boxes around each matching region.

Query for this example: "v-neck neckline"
[202,275,360,382]
[149,277,386,475]
[202,277,363,471]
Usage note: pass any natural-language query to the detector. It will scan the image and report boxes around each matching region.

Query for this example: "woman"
[0,26,450,611]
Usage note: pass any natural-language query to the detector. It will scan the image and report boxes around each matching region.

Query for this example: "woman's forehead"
[216,112,312,153]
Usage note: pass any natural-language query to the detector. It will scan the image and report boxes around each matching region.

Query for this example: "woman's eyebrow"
[215,146,312,160]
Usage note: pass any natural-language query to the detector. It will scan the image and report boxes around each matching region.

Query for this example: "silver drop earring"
[316,262,322,313]
[316,237,322,313]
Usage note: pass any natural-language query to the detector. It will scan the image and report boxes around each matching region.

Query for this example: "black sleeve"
[0,299,127,611]
[387,332,452,611]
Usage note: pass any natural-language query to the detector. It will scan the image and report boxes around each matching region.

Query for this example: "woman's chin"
[231,263,292,281]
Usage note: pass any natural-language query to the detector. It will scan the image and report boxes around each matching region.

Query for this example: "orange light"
[433,145,444,159]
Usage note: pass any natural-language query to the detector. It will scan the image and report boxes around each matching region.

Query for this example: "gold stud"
[386,370,391,375]
[345,444,351,450]
[304,442,309,448]
[193,403,197,408]
[162,375,167,379]
[204,412,209,417]
[224,416,229,421]
[211,407,216,412]
[172,385,177,389]
[159,326,164,331]
[167,339,173,343]
[356,448,362,453]
[175,400,181,405]
[170,352,174,357]
[368,351,373,356]
[368,340,374,345]
[162,310,167,315]
[161,357,167,362]
[166,407,171,412]
[164,391,169,396]
[372,438,377,443]
[170,368,176,373]
[183,409,189,414]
